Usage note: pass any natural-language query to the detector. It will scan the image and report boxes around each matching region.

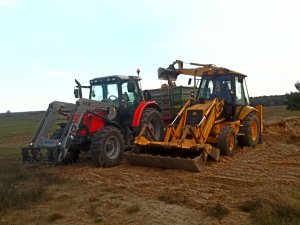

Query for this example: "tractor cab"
[89,76,142,106]
[88,75,143,127]
[197,72,250,120]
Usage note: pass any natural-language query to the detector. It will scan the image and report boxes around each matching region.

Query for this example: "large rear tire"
[140,108,164,141]
[238,113,260,147]
[218,126,236,156]
[91,126,124,167]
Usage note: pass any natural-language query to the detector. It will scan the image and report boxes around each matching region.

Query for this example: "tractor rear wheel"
[140,108,164,141]
[91,126,124,167]
[218,126,236,156]
[238,113,260,147]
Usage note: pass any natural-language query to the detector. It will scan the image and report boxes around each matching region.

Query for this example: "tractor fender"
[238,106,258,121]
[131,101,161,127]
[104,120,125,135]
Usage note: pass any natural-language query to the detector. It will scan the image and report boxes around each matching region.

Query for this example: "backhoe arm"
[158,59,240,82]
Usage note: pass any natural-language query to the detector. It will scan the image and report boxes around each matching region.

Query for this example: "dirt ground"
[1,117,300,225]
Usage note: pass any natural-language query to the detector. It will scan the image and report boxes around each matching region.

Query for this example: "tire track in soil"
[5,117,297,225]
[53,117,300,222]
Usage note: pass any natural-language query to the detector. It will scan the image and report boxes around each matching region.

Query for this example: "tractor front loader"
[22,75,163,167]
[22,98,116,164]
[125,60,264,171]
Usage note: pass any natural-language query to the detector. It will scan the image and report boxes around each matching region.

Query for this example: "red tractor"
[22,75,163,167]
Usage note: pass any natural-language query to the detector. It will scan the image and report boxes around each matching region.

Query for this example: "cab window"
[106,83,119,99]
[121,82,138,105]
[91,85,103,101]
[235,77,246,105]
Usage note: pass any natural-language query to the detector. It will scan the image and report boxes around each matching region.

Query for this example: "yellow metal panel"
[238,106,257,120]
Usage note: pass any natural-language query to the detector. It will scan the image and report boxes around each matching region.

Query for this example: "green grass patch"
[0,113,43,138]
[264,106,300,120]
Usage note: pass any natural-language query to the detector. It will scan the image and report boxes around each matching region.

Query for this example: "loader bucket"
[125,152,205,172]
[22,147,59,164]
[125,145,219,172]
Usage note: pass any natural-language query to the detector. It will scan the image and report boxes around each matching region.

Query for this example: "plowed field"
[1,116,300,225]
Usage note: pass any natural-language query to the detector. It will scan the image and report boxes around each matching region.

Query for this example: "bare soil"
[1,117,300,225]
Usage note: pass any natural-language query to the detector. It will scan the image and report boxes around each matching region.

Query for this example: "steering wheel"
[108,95,118,101]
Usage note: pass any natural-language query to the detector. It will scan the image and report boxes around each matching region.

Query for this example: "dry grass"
[94,216,104,223]
[125,204,140,214]
[86,204,98,217]
[239,192,300,225]
[47,213,64,223]
[0,112,66,216]
[207,203,230,220]
[158,192,185,205]
[0,164,66,215]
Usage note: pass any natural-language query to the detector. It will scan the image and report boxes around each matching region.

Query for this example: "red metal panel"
[131,101,159,127]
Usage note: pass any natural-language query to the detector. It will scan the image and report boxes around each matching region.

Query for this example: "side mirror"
[188,78,192,85]
[127,81,136,93]
[74,79,82,98]
[74,88,79,98]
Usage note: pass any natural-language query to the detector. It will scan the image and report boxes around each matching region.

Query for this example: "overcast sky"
[0,0,299,112]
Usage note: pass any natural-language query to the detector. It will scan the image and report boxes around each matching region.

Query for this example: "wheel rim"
[251,120,258,141]
[104,136,120,159]
[148,119,160,140]
[228,134,235,151]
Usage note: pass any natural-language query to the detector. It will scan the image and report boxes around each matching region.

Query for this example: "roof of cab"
[90,75,141,84]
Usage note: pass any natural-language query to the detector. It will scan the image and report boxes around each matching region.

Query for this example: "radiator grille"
[186,110,203,126]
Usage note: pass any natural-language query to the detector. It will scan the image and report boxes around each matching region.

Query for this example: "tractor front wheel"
[238,113,260,147]
[218,126,236,156]
[91,126,124,167]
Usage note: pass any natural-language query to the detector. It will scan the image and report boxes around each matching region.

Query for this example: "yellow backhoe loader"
[125,60,263,171]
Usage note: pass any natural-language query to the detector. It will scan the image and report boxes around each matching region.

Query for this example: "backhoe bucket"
[158,67,179,81]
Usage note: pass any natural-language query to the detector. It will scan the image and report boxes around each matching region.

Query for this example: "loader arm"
[127,99,223,171]
[22,98,117,164]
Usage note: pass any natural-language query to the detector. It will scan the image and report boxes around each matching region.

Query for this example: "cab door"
[119,81,140,127]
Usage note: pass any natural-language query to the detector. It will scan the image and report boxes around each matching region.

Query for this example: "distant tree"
[295,81,300,92]
[286,81,300,110]
[250,95,286,107]
[6,110,11,117]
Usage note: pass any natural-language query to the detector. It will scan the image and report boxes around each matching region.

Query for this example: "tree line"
[250,81,300,110]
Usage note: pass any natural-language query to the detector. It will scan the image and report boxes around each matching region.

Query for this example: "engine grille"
[186,110,203,126]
